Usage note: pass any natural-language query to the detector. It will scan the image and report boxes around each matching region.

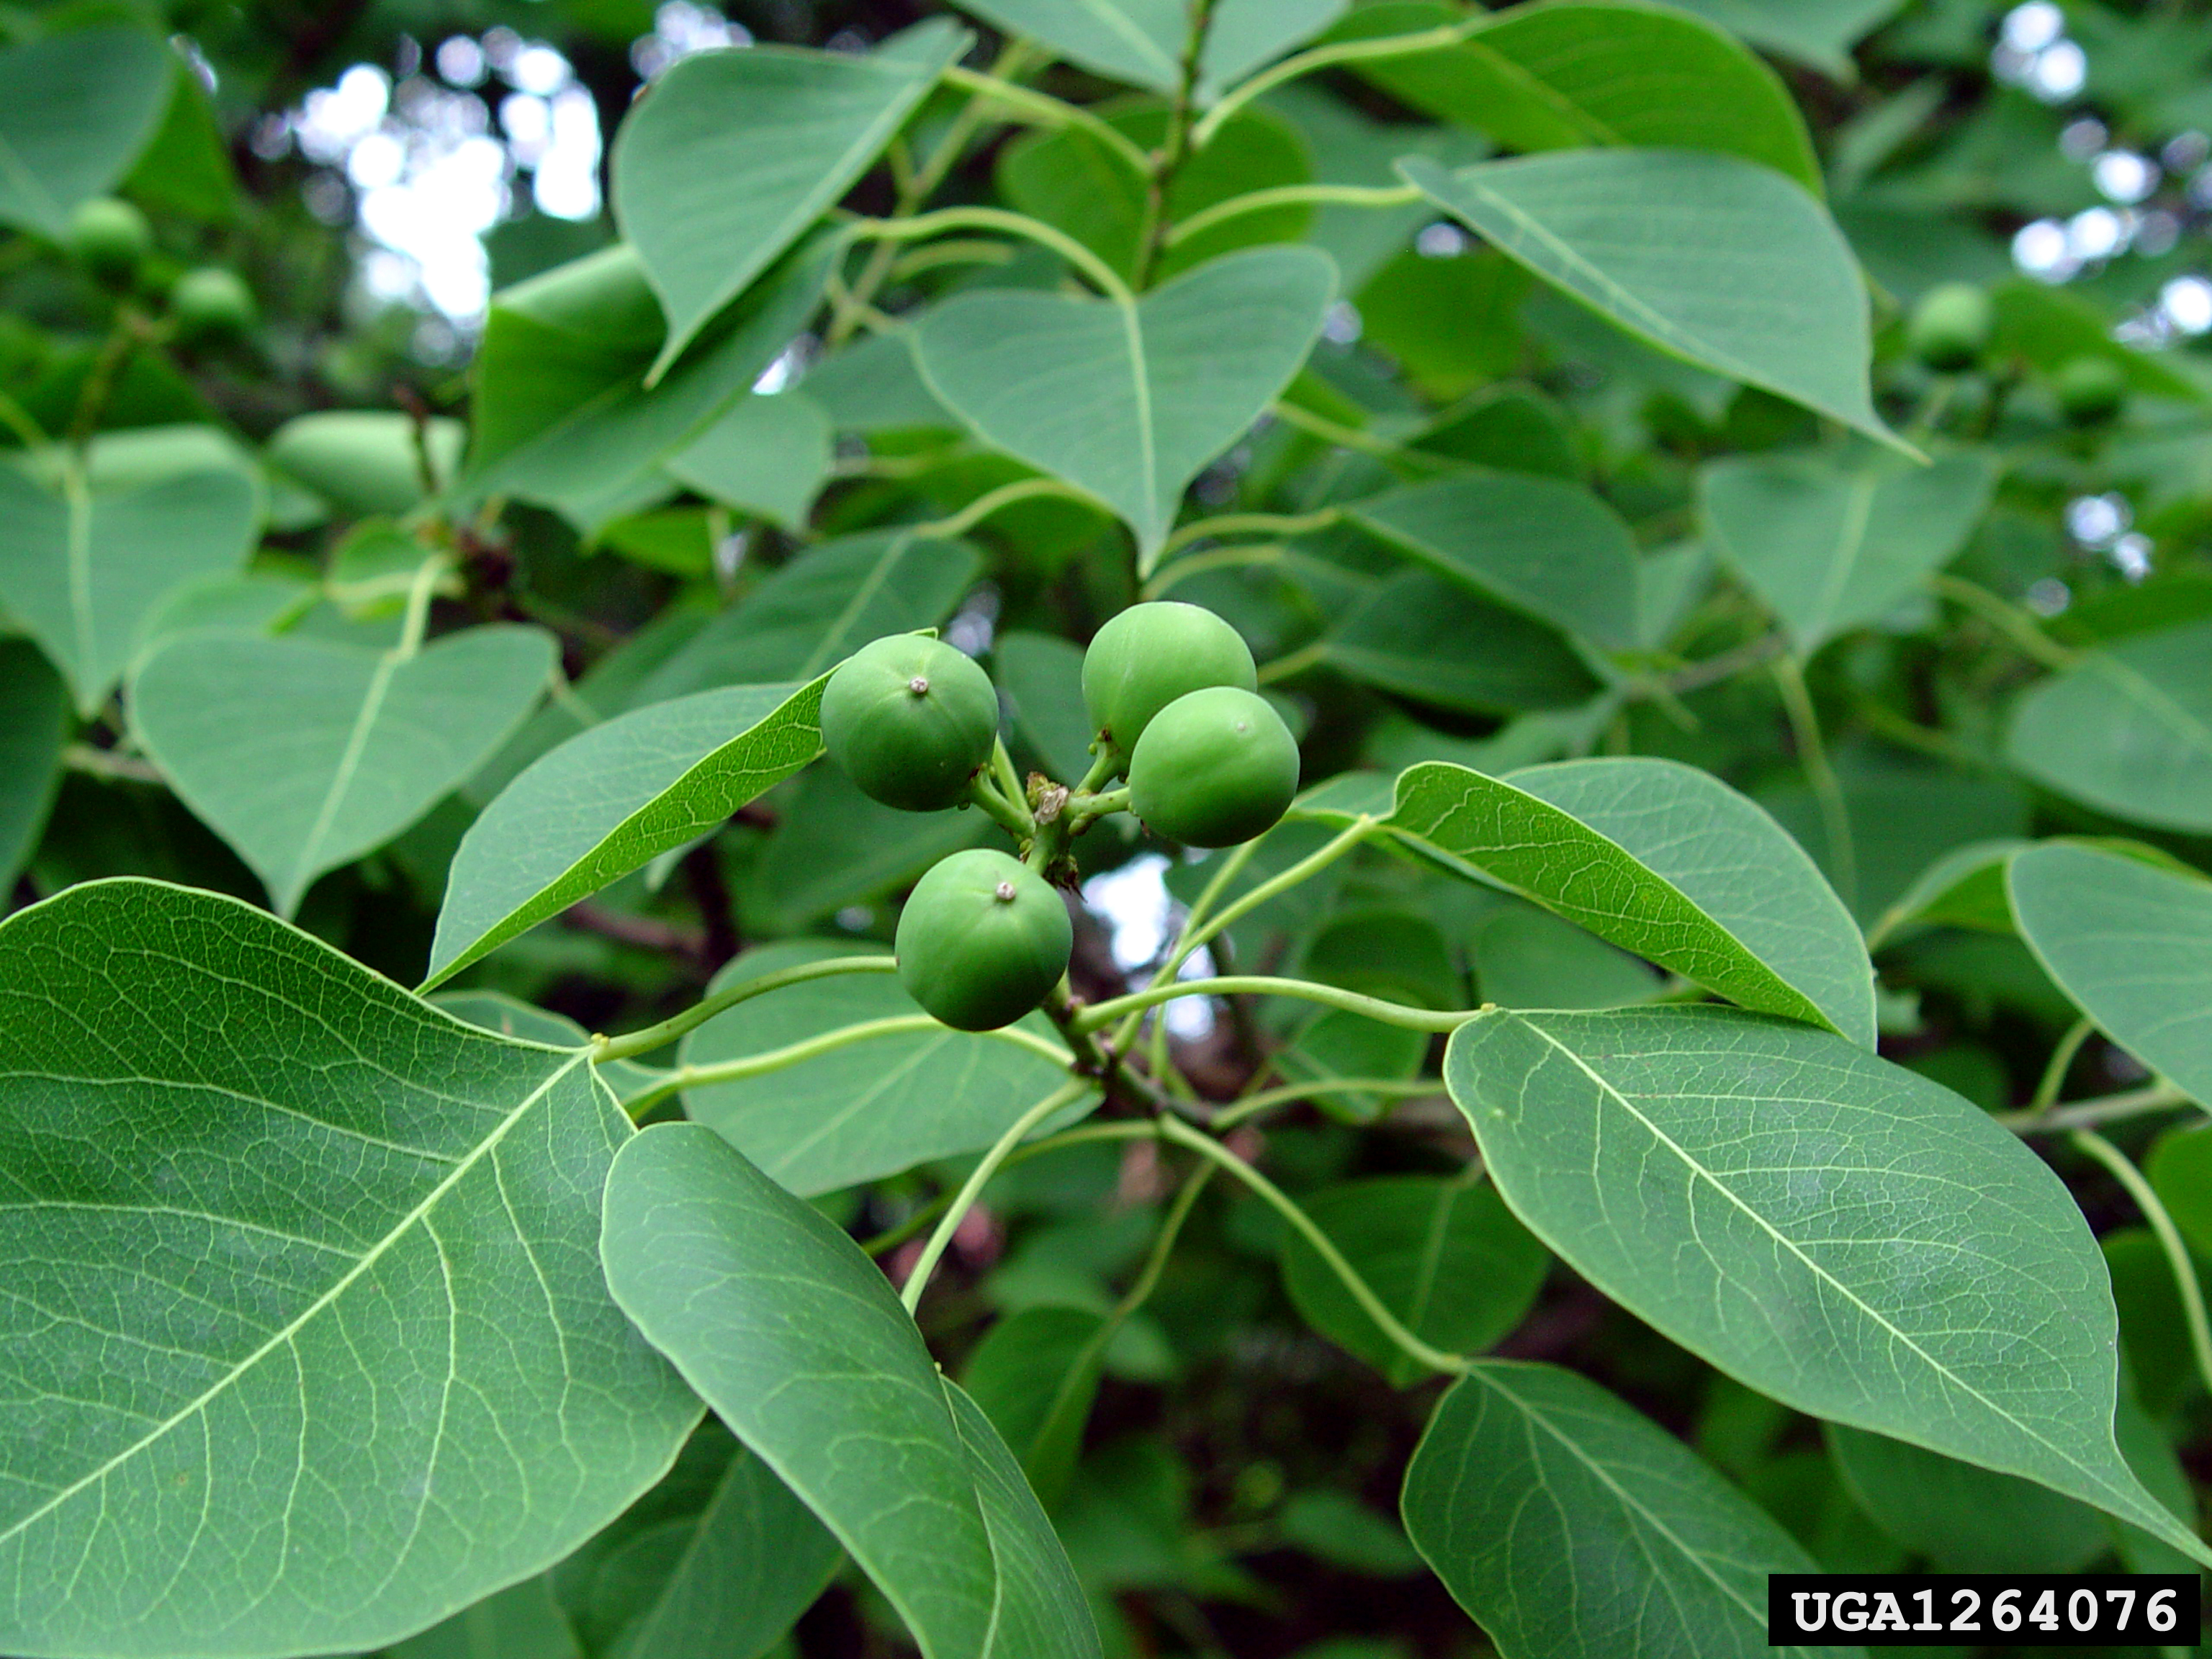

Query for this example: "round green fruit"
[169,267,256,343]
[1082,601,1256,765]
[2054,354,2127,426]
[1128,686,1300,848]
[1907,282,1992,373]
[896,849,1073,1030]
[822,635,1000,811]
[66,197,150,286]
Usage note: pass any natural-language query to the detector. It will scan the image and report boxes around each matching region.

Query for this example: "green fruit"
[169,267,256,343]
[896,849,1073,1030]
[2054,354,2127,426]
[821,635,1000,811]
[267,410,468,515]
[65,197,150,286]
[1082,601,1256,764]
[1907,282,1991,373]
[1128,686,1300,848]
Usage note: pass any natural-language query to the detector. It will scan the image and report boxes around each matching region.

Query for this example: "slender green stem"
[1771,656,1856,914]
[621,1015,1073,1118]
[863,1120,1157,1256]
[1143,544,1286,599]
[1267,398,1400,457]
[917,476,1102,540]
[1130,0,1214,289]
[0,387,49,451]
[1166,183,1420,247]
[1193,19,1480,148]
[69,309,148,449]
[845,206,1136,305]
[1210,1074,1441,1130]
[1083,974,1473,1037]
[393,554,449,664]
[2002,1082,2194,1133]
[2072,1128,2212,1398]
[1154,1116,1468,1374]
[1932,573,2081,673]
[1159,507,1340,559]
[1074,747,1120,795]
[827,40,1034,345]
[2022,1018,2097,1122]
[1117,1159,1214,1311]
[901,1080,1094,1313]
[966,765,1036,841]
[939,64,1153,174]
[1255,642,1327,685]
[590,956,899,1061]
[888,238,1016,279]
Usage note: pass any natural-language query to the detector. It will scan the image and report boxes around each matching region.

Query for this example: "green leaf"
[952,0,1184,90]
[665,392,832,529]
[2003,619,2212,832]
[1869,837,2028,944]
[680,940,1080,1195]
[1274,1490,1420,1577]
[739,764,994,932]
[626,530,981,708]
[466,243,831,534]
[962,1304,1112,1509]
[1402,1361,1839,1659]
[1340,0,1821,192]
[1825,1425,2108,1573]
[912,244,1336,566]
[1279,1177,1548,1385]
[425,678,825,989]
[613,22,968,377]
[432,992,667,1110]
[1323,570,1601,714]
[1400,150,1897,450]
[0,880,700,1658]
[130,624,556,918]
[1347,472,1641,649]
[549,1421,840,1659]
[1702,449,1995,649]
[598,1122,1102,1659]
[0,454,258,716]
[2010,841,2212,1106]
[1660,0,1906,79]
[0,638,66,889]
[1321,758,1875,1044]
[0,28,171,236]
[267,413,467,518]
[1442,1004,2209,1563]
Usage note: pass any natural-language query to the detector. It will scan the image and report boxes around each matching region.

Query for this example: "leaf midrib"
[1508,1014,2163,1531]
[287,640,410,911]
[0,1050,588,1552]
[1805,467,1879,644]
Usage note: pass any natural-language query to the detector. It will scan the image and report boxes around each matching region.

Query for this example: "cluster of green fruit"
[64,196,256,344]
[1907,280,2127,425]
[820,602,1299,1030]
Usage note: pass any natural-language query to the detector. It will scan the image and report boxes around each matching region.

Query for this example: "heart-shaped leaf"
[0,880,700,1658]
[613,22,968,377]
[599,1123,1102,1659]
[1701,449,1996,648]
[1403,1362,1837,1659]
[1401,150,1897,450]
[132,623,556,917]
[1348,472,1642,649]
[2004,618,2212,832]
[425,678,826,989]
[1323,570,1602,714]
[2010,841,2212,1107]
[912,243,1336,566]
[0,454,258,716]
[665,392,833,528]
[0,28,171,235]
[1444,1003,2210,1565]
[1305,757,1875,1045]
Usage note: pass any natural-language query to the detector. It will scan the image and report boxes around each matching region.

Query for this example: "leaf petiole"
[1086,973,1473,1038]
[589,955,900,1063]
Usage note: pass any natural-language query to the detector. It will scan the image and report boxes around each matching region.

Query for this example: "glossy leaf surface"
[1444,1004,2206,1561]
[2005,619,2212,832]
[0,881,698,1658]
